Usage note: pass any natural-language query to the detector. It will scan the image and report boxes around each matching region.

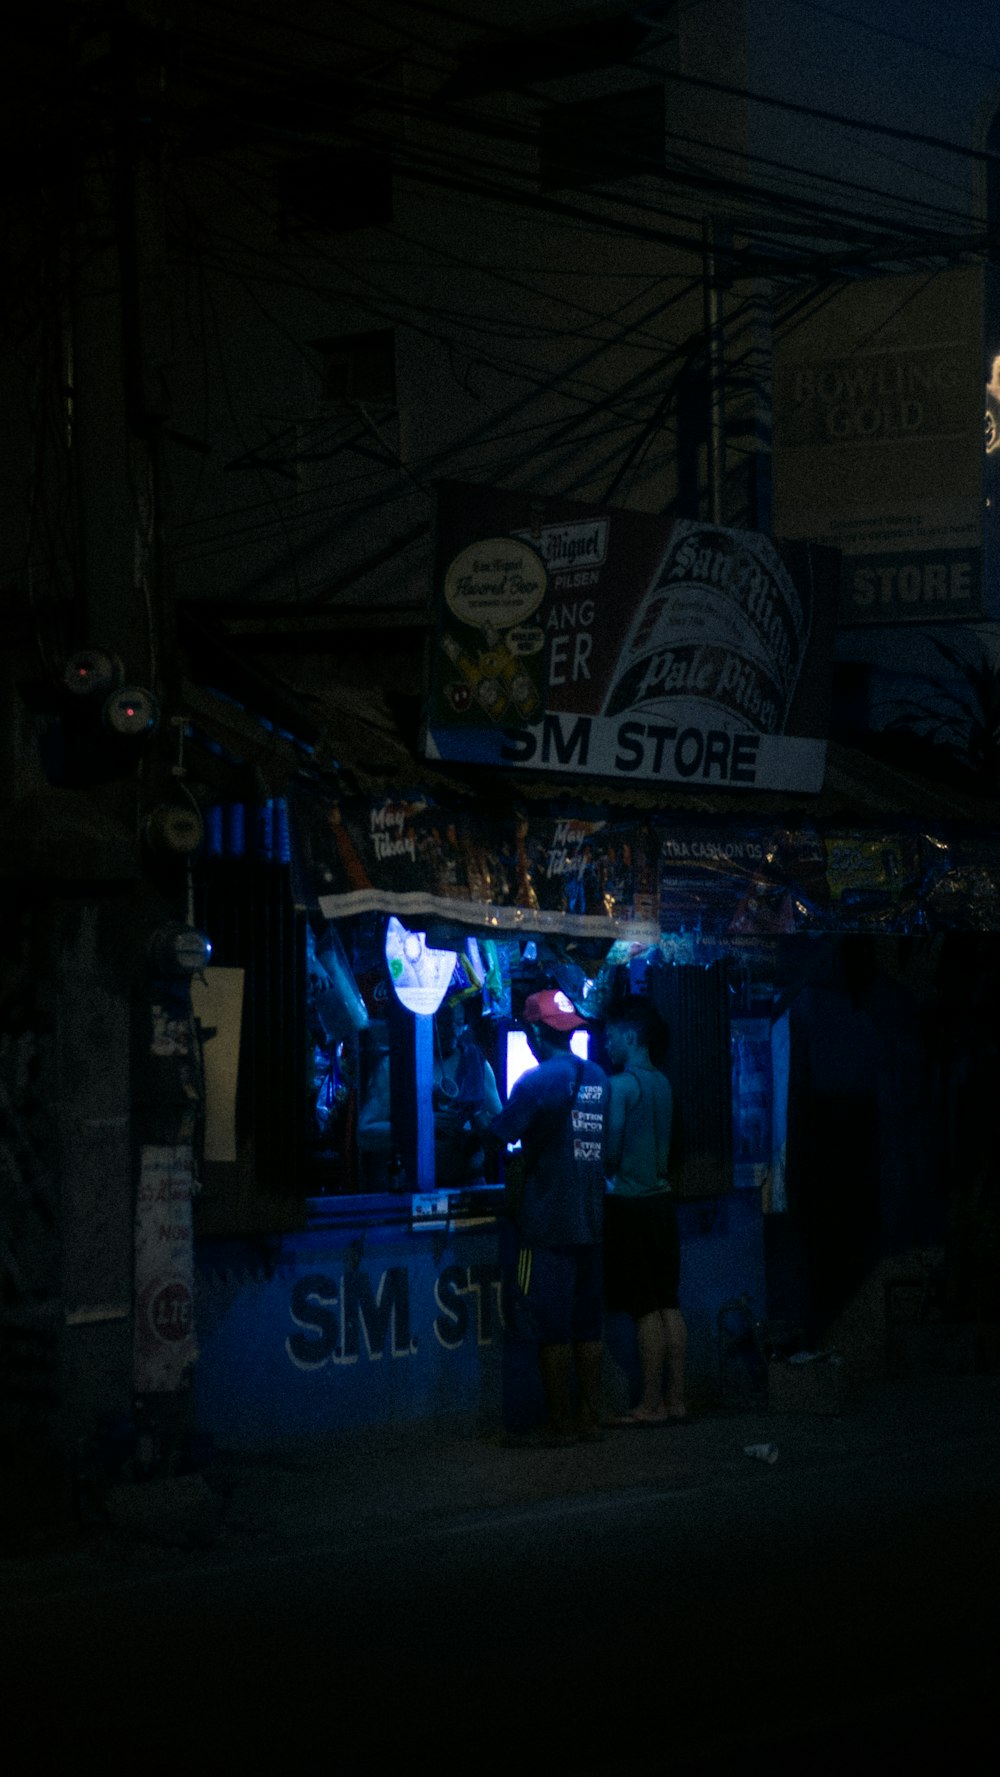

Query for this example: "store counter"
[193,1187,515,1452]
[193,1185,766,1453]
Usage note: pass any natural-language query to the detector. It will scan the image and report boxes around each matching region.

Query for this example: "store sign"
[423,481,838,793]
[193,1236,513,1446]
[772,266,984,626]
[285,1262,505,1368]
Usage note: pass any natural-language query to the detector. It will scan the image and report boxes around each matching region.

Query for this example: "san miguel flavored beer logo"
[515,517,609,579]
[603,523,813,739]
[440,536,548,724]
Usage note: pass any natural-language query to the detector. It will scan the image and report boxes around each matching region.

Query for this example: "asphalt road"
[3,1377,998,1773]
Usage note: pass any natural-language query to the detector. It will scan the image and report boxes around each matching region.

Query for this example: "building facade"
[3,1,1000,1479]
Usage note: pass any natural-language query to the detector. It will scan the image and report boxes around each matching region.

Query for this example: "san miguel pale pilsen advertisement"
[423,480,840,793]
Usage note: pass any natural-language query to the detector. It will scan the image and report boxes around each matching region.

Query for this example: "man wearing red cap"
[490,988,609,1445]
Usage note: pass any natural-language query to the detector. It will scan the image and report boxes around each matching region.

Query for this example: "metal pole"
[414,1012,435,1192]
[703,217,725,525]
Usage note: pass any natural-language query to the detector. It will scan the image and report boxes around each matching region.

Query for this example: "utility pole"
[55,5,182,1452]
[703,217,726,525]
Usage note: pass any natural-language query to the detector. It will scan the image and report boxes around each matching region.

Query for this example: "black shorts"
[603,1191,680,1317]
[510,1243,604,1346]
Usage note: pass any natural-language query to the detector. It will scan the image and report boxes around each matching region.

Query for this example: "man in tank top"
[603,994,688,1426]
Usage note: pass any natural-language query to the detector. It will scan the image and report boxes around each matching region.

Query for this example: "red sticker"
[145,1280,193,1343]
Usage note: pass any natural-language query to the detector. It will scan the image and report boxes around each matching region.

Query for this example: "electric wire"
[188,0,1000,187]
[13,3,998,618]
[126,3,994,264]
[160,218,937,547]
[779,0,1000,76]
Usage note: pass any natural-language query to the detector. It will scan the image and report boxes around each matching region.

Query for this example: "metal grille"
[648,961,733,1199]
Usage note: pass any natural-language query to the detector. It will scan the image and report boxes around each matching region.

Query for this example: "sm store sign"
[194,1232,512,1445]
[286,1262,506,1368]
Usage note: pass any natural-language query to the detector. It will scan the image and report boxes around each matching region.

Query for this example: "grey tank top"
[612,1066,673,1198]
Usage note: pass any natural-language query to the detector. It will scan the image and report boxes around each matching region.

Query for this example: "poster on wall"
[423,481,840,793]
[190,968,244,1163]
[133,1144,197,1393]
[772,265,985,627]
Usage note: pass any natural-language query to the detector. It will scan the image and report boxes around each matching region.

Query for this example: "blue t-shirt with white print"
[491,1054,608,1246]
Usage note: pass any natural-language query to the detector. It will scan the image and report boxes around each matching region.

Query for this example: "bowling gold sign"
[772,266,984,626]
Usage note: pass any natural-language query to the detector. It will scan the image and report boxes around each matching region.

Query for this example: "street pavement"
[2,1372,998,1772]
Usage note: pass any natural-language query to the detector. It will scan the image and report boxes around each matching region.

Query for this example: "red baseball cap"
[523,988,588,1031]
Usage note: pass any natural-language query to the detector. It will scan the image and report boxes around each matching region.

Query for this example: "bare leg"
[573,1339,604,1431]
[538,1342,574,1437]
[617,1308,687,1423]
[634,1309,669,1417]
[663,1307,688,1418]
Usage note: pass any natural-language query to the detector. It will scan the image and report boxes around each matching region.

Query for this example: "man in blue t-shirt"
[490,988,608,1444]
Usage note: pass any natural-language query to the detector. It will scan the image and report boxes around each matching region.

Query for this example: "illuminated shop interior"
[303,909,750,1207]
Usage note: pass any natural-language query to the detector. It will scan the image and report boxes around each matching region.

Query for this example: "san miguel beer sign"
[424,480,839,793]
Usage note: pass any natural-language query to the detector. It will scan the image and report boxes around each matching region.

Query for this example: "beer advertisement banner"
[772,266,984,627]
[423,480,839,793]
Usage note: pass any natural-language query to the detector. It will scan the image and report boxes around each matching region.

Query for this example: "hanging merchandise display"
[287,781,1000,940]
[288,784,661,940]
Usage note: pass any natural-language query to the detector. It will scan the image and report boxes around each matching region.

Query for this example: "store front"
[188,777,995,1451]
